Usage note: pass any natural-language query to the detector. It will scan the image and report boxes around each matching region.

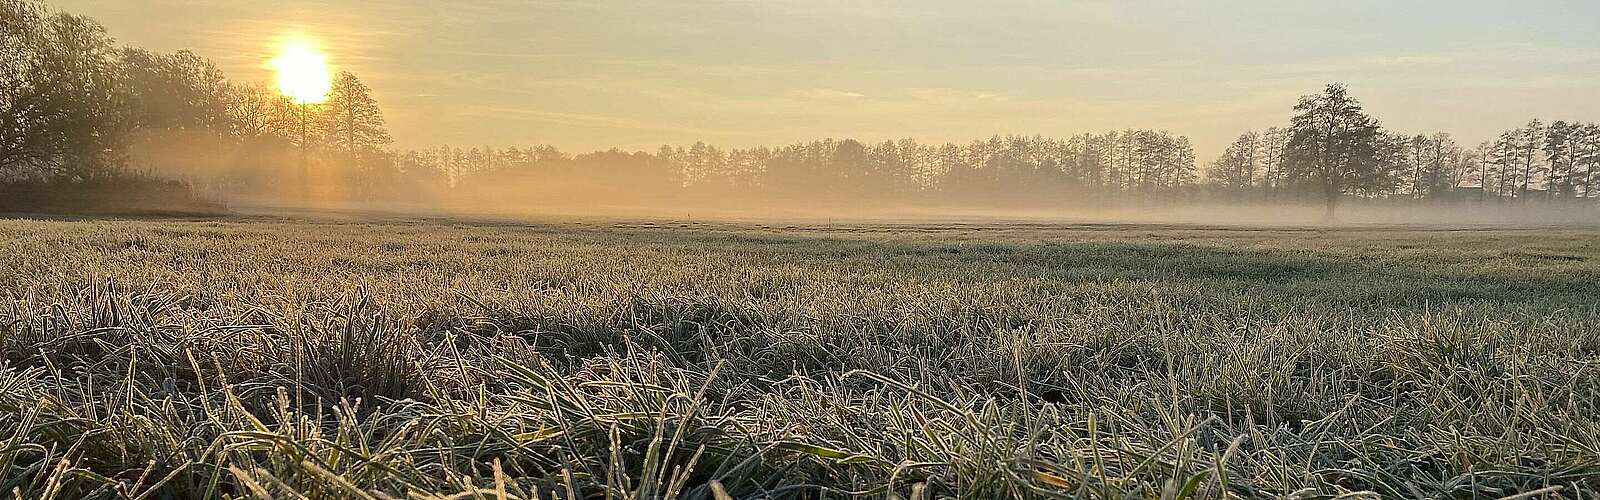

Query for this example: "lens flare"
[271,38,331,104]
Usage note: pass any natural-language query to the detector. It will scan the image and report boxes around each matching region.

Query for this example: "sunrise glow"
[270,37,331,104]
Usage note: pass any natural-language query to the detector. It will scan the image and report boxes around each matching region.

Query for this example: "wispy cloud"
[460,105,741,139]
[49,0,1600,157]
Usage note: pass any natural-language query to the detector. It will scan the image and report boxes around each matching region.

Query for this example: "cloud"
[792,88,867,100]
[459,105,739,138]
[50,0,1600,159]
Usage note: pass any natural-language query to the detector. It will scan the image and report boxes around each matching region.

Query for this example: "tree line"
[1,0,391,200]
[429,132,1199,208]
[4,1,1597,218]
[2,1,1206,210]
[1208,84,1600,216]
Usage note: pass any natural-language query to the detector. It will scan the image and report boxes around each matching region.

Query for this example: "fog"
[5,1,1598,227]
[111,129,1598,228]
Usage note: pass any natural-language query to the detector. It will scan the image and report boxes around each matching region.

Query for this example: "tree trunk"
[1323,181,1339,221]
[1521,148,1533,202]
[1479,166,1487,204]
[1585,161,1597,202]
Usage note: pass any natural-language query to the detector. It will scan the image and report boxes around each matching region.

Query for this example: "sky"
[52,0,1600,160]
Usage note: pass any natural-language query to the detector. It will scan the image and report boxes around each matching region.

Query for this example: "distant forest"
[5,1,1599,217]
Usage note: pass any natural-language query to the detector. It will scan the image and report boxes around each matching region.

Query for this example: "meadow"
[1,215,1597,499]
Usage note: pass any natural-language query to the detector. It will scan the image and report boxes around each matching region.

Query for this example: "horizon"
[8,3,1600,498]
[48,0,1600,160]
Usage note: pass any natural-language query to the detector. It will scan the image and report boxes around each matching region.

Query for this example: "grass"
[0,216,1598,498]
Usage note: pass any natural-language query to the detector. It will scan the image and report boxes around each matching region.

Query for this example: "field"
[1,215,1598,499]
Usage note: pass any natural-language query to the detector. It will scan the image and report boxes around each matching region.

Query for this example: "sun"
[270,37,331,104]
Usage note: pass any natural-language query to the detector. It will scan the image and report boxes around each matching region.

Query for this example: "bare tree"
[319,71,391,153]
[1283,84,1389,219]
[1514,120,1546,200]
[1208,131,1260,192]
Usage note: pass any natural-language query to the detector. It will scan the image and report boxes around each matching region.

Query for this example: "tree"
[1403,134,1427,198]
[0,0,53,179]
[1405,132,1462,198]
[1257,127,1290,194]
[1544,120,1580,198]
[117,48,241,180]
[0,1,127,180]
[1170,136,1198,189]
[318,71,391,153]
[1209,131,1259,191]
[228,82,295,140]
[1580,123,1600,199]
[1484,131,1519,199]
[1360,132,1408,197]
[1283,84,1388,219]
[1512,120,1546,200]
[120,48,232,132]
